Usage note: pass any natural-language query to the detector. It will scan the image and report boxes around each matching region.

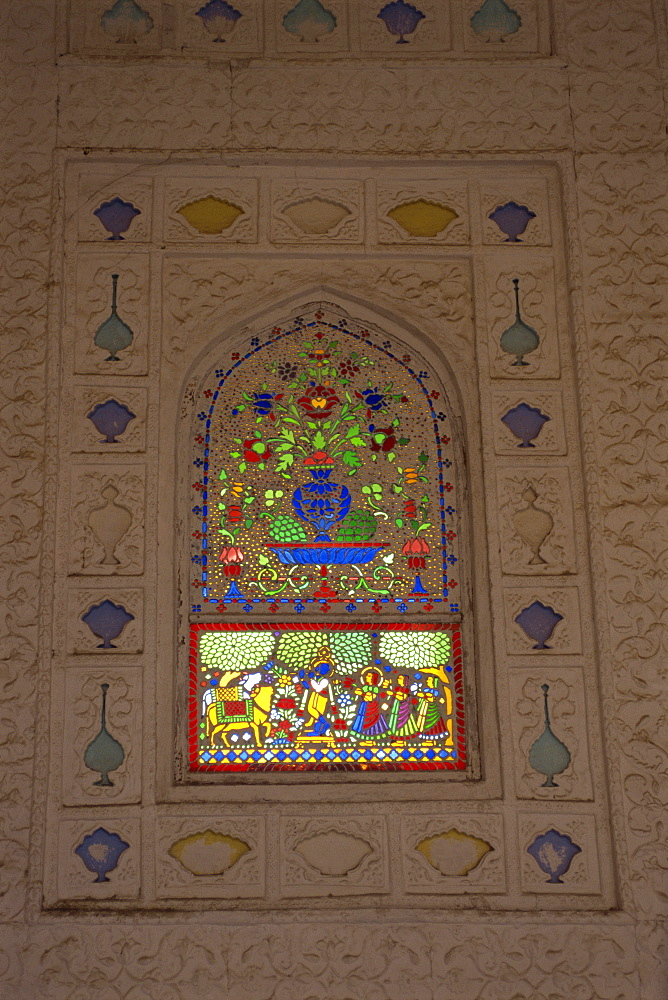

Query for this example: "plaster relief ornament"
[88,484,133,566]
[282,0,337,42]
[282,198,350,235]
[87,399,136,444]
[377,1,425,43]
[528,684,572,787]
[75,827,129,882]
[489,201,536,242]
[527,828,581,883]
[81,599,135,649]
[470,0,521,42]
[514,601,563,650]
[512,485,554,565]
[416,829,493,876]
[101,0,154,43]
[501,402,550,448]
[93,274,134,362]
[168,830,250,876]
[295,831,372,876]
[500,278,540,367]
[387,200,458,238]
[195,1,242,42]
[177,196,244,234]
[93,197,141,240]
[84,683,126,786]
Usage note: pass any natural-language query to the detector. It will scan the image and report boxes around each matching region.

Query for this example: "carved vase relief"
[69,468,145,575]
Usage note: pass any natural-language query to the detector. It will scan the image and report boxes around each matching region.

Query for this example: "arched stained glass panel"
[188,305,466,773]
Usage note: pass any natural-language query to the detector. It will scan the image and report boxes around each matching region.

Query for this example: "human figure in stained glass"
[387,674,418,739]
[298,647,336,737]
[416,685,450,741]
[351,669,389,739]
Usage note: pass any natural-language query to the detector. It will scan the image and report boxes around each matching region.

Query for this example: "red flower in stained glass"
[243,438,272,462]
[370,427,396,453]
[297,384,340,420]
[276,697,296,710]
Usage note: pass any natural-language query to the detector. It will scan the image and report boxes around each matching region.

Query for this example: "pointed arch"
[184,299,470,774]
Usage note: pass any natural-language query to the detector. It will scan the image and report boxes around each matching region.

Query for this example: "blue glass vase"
[292,467,351,542]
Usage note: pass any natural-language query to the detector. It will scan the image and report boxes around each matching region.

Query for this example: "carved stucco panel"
[503,585,582,655]
[573,151,667,926]
[508,667,594,800]
[558,0,660,70]
[0,0,56,927]
[495,466,578,576]
[401,813,506,893]
[59,64,232,149]
[59,667,142,805]
[67,465,146,576]
[75,172,154,243]
[64,586,144,655]
[70,252,149,376]
[48,816,141,903]
[230,64,571,153]
[270,178,364,243]
[162,257,476,395]
[569,69,667,153]
[490,389,567,455]
[279,815,389,895]
[154,814,265,898]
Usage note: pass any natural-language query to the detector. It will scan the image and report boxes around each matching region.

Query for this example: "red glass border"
[188,622,466,773]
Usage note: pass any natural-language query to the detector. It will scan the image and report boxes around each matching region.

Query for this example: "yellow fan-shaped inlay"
[387,199,458,238]
[177,196,244,235]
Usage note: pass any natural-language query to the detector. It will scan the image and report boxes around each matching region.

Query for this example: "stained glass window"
[188,306,466,773]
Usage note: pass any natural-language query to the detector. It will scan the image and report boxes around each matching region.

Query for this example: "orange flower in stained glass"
[297,384,340,419]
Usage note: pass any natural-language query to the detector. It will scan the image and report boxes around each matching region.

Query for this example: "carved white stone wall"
[0,0,665,994]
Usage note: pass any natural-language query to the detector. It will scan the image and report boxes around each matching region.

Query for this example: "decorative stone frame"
[42,153,616,913]
[172,293,488,790]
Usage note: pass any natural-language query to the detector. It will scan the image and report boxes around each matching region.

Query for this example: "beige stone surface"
[1,0,666,994]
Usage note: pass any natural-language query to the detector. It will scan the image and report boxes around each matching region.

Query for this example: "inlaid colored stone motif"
[177,196,244,234]
[387,200,457,237]
[377,1,425,43]
[190,310,460,611]
[93,197,141,240]
[283,0,337,42]
[84,684,126,786]
[195,1,242,42]
[101,0,153,43]
[470,0,521,42]
[189,623,465,771]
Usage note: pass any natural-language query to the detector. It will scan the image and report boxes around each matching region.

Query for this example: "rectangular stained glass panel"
[189,623,465,772]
